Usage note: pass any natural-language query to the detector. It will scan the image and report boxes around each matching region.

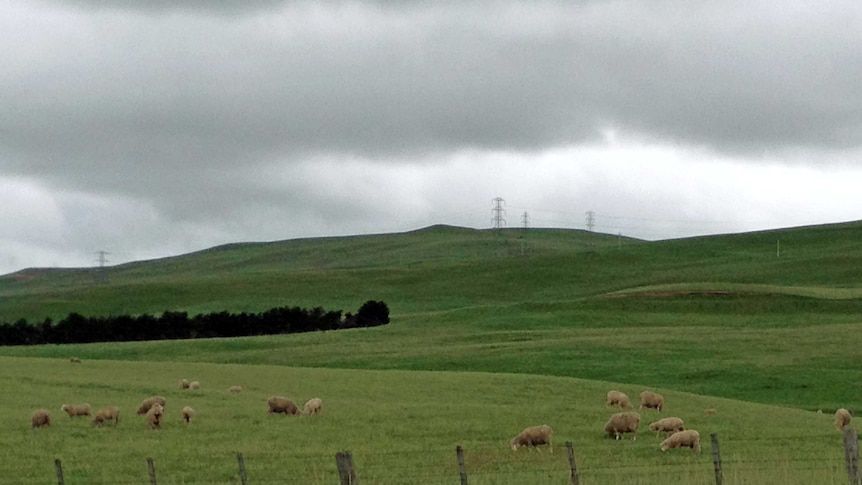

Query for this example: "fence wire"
[14,438,854,485]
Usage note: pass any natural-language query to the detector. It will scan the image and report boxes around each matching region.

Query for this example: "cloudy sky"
[2,0,861,274]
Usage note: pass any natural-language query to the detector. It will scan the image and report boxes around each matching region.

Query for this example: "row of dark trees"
[0,300,390,346]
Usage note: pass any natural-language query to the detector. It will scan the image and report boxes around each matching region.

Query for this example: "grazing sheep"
[179,379,190,389]
[188,381,201,390]
[835,408,852,431]
[91,406,120,426]
[604,412,640,440]
[267,396,300,415]
[303,398,323,416]
[649,417,685,437]
[182,406,195,424]
[69,357,81,364]
[31,409,51,428]
[146,403,164,429]
[606,390,633,410]
[136,396,166,415]
[639,391,664,411]
[60,403,92,418]
[510,425,553,452]
[660,430,701,452]
[228,385,243,393]
[703,408,717,416]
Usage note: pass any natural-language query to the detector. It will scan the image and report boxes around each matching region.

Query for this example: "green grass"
[0,356,851,484]
[1,222,862,482]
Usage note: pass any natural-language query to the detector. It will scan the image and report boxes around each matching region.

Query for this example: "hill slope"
[1,222,862,411]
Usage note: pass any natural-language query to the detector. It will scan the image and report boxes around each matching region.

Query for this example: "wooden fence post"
[710,433,723,485]
[566,441,579,485]
[455,445,468,485]
[236,452,249,485]
[844,428,861,485]
[335,451,357,485]
[146,457,157,485]
[54,459,65,485]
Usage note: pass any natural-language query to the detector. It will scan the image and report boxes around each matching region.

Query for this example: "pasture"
[1,222,861,483]
[0,356,851,484]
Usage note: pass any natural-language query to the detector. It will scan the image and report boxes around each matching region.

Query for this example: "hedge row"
[0,300,390,346]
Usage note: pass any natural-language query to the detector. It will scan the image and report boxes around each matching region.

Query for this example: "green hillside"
[1,222,862,411]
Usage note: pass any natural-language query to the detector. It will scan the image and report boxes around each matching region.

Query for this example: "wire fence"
[30,430,859,485]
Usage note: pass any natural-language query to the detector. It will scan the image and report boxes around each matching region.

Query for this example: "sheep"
[835,408,852,431]
[267,396,300,415]
[179,379,190,389]
[228,385,243,393]
[639,391,664,411]
[60,403,92,418]
[510,425,553,452]
[606,390,633,410]
[69,357,81,364]
[660,430,701,452]
[91,406,120,426]
[136,396,166,415]
[648,417,685,437]
[189,381,201,390]
[703,408,717,416]
[31,409,51,428]
[182,406,195,424]
[303,398,323,416]
[146,403,164,429]
[604,412,640,440]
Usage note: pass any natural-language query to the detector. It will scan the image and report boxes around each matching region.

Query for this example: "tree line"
[0,300,390,346]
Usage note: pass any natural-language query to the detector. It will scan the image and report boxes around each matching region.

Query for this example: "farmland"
[0,222,860,483]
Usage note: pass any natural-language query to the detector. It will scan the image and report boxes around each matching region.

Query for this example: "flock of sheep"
[511,390,856,454]
[510,390,702,454]
[29,359,323,429]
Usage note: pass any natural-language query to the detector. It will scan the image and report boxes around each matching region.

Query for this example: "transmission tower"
[585,211,595,231]
[94,250,110,284]
[491,197,506,230]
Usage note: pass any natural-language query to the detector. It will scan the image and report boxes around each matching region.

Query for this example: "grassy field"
[0,222,861,483]
[0,356,850,484]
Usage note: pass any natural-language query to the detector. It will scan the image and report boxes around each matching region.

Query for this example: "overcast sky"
[2,0,861,275]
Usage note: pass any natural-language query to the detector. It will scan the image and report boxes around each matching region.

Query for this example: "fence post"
[146,457,157,485]
[566,441,579,485]
[845,428,861,485]
[236,452,249,485]
[335,451,357,485]
[455,445,468,485]
[54,459,65,485]
[710,433,723,485]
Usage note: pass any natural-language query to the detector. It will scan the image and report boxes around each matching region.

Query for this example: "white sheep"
[136,396,166,415]
[146,403,164,429]
[303,398,322,416]
[648,417,684,437]
[91,406,120,426]
[267,396,300,415]
[510,425,553,452]
[61,403,92,418]
[639,391,664,411]
[604,412,640,440]
[228,385,243,393]
[835,408,852,431]
[606,390,633,410]
[182,406,195,424]
[660,430,701,452]
[179,379,190,389]
[188,381,201,390]
[31,409,51,428]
